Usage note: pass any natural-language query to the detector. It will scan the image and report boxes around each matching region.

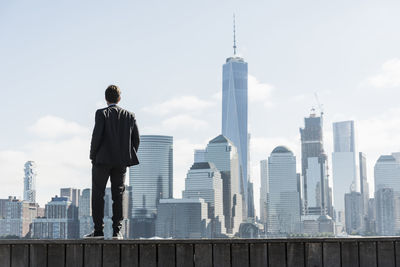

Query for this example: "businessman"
[85,85,140,240]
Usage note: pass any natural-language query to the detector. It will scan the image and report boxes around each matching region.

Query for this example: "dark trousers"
[92,164,126,233]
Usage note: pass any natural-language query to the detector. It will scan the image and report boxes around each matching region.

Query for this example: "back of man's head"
[105,85,121,104]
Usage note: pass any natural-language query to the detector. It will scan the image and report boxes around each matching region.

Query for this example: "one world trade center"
[221,17,249,217]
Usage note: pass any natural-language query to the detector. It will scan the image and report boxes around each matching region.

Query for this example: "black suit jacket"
[90,105,140,166]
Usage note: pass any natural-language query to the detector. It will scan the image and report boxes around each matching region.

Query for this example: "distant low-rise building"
[32,196,79,239]
[156,198,210,238]
[0,196,39,238]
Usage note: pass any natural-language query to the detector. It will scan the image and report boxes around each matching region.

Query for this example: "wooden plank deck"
[0,237,399,267]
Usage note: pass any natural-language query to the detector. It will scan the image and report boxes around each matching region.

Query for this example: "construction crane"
[314,92,324,116]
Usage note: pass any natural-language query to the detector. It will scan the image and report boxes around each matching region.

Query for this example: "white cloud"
[365,58,400,88]
[142,95,215,115]
[248,75,275,107]
[162,114,208,131]
[29,115,89,139]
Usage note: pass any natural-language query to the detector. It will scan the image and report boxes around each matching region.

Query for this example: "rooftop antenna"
[233,14,237,55]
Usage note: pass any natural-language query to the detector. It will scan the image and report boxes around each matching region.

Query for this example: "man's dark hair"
[105,85,121,103]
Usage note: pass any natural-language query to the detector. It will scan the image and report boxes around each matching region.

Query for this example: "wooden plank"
[139,244,156,267]
[232,243,249,267]
[213,243,230,267]
[377,241,395,267]
[0,245,10,267]
[287,242,304,267]
[359,241,377,267]
[48,244,65,267]
[103,244,120,267]
[323,242,340,267]
[66,244,83,267]
[194,243,212,267]
[249,243,267,267]
[176,243,193,267]
[30,244,47,267]
[396,242,400,267]
[84,244,102,267]
[305,242,322,267]
[121,244,139,267]
[268,242,286,267]
[11,244,28,267]
[158,244,175,267]
[341,242,358,267]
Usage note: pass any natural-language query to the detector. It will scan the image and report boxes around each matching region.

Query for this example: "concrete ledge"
[0,237,399,266]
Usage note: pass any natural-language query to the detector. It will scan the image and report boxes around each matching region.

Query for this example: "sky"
[1,0,400,217]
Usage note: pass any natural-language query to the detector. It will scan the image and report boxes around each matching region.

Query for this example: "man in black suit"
[84,85,140,240]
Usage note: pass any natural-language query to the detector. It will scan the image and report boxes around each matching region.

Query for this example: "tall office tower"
[332,121,358,223]
[183,162,225,237]
[60,188,80,207]
[374,153,400,235]
[156,198,210,238]
[129,135,173,219]
[0,196,39,238]
[23,161,36,203]
[259,160,268,225]
[266,146,301,235]
[194,149,206,163]
[374,153,400,192]
[204,135,242,234]
[344,191,364,234]
[300,111,332,217]
[359,152,369,216]
[32,196,79,239]
[221,19,249,217]
[78,188,93,237]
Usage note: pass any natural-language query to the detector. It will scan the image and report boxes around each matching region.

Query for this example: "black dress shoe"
[112,231,123,240]
[83,231,104,239]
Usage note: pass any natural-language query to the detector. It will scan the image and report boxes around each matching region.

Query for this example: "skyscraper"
[23,161,36,203]
[129,135,172,238]
[204,135,243,234]
[374,153,400,235]
[221,18,249,216]
[344,191,363,234]
[183,162,225,236]
[259,160,268,225]
[266,146,301,235]
[300,111,332,217]
[332,121,358,222]
[359,152,369,217]
[374,153,400,192]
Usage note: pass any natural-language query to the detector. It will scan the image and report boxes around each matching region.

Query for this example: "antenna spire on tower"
[233,14,237,55]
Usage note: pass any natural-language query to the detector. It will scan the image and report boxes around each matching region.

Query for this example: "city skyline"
[2,1,400,219]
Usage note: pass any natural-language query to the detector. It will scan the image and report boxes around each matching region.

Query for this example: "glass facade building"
[204,135,243,234]
[183,162,225,236]
[23,161,36,203]
[300,112,332,217]
[129,135,173,218]
[222,55,249,213]
[266,146,300,235]
[332,121,358,222]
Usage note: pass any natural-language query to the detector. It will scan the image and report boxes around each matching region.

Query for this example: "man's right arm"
[90,110,105,161]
